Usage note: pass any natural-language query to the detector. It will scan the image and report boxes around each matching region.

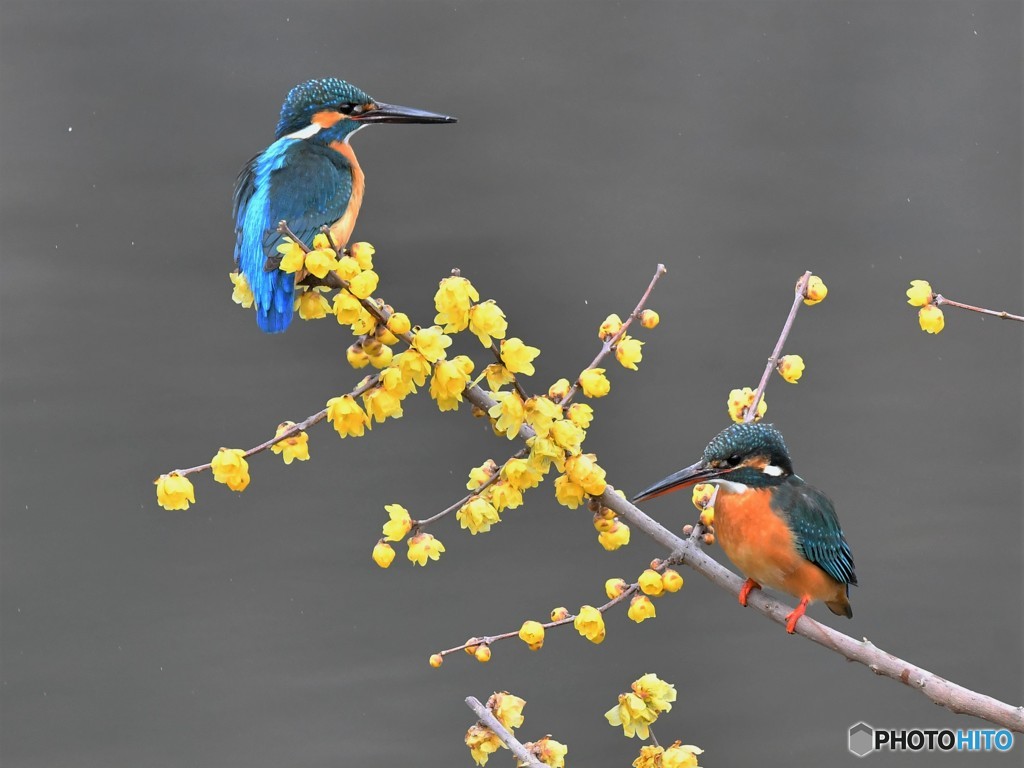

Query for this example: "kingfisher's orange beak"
[633,460,724,502]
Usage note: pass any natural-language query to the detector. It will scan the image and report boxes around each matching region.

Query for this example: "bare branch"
[933,294,1024,323]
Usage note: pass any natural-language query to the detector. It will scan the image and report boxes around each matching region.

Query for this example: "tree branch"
[465,696,545,768]
[932,294,1024,323]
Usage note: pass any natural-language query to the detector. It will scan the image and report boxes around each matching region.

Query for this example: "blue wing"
[233,140,354,333]
[772,477,857,588]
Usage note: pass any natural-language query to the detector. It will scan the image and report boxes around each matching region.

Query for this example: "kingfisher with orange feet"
[634,422,856,633]
[233,77,456,333]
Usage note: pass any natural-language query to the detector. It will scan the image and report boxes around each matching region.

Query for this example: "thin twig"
[746,271,810,422]
[559,264,667,405]
[413,448,528,530]
[465,696,545,768]
[933,294,1024,323]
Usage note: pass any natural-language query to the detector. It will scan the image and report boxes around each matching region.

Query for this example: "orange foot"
[784,596,811,634]
[738,578,761,607]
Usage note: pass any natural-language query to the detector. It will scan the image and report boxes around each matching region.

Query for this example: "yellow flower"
[276,238,306,273]
[351,308,377,336]
[528,737,567,768]
[372,540,395,568]
[346,343,370,369]
[699,506,715,527]
[367,345,393,369]
[547,378,571,401]
[465,724,503,767]
[304,247,339,279]
[386,311,411,336]
[598,520,630,550]
[518,620,545,650]
[434,275,479,332]
[382,503,413,541]
[210,448,250,492]
[906,279,933,307]
[777,354,805,383]
[628,594,657,623]
[407,532,445,566]
[363,387,404,423]
[593,513,616,533]
[310,233,332,249]
[803,274,828,305]
[411,325,452,363]
[271,422,310,464]
[691,483,715,510]
[599,313,623,340]
[334,255,361,281]
[488,391,525,439]
[326,394,369,437]
[633,745,665,768]
[429,653,443,668]
[634,673,677,713]
[527,436,565,473]
[346,269,379,300]
[566,403,593,429]
[502,457,543,490]
[333,292,362,325]
[727,387,766,423]
[663,743,703,768]
[155,472,195,510]
[662,569,684,593]
[489,691,526,730]
[573,605,606,643]
[550,606,570,621]
[475,645,491,663]
[919,304,945,334]
[296,289,331,320]
[468,300,508,347]
[523,396,561,438]
[500,337,540,376]
[481,363,512,392]
[579,368,611,398]
[605,692,656,739]
[550,419,585,454]
[564,453,607,496]
[605,577,628,599]
[392,350,431,393]
[615,335,644,371]
[349,241,375,270]
[430,358,472,411]
[554,474,586,509]
[640,309,660,329]
[638,569,664,596]
[456,496,501,535]
[229,271,254,308]
[467,459,498,490]
[487,480,524,512]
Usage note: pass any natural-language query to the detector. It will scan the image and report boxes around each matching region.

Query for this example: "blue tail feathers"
[255,269,295,333]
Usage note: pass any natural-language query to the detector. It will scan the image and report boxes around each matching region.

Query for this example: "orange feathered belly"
[715,488,845,606]
[328,140,366,247]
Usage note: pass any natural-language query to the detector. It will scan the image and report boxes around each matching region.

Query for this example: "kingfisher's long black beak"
[632,460,722,503]
[356,102,457,124]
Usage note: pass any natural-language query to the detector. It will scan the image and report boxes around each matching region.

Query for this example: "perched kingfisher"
[634,422,856,633]
[233,77,456,333]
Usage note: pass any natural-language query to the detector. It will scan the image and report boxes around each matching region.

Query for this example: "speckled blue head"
[275,78,374,139]
[703,422,793,473]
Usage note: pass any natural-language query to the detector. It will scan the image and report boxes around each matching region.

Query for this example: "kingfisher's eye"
[336,103,356,114]
[727,454,742,467]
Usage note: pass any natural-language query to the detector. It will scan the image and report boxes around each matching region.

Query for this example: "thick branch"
[465,696,545,768]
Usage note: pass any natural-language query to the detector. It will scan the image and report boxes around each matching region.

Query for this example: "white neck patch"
[710,478,749,493]
[762,464,785,477]
[283,122,323,140]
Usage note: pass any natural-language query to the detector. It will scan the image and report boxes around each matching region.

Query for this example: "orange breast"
[328,140,366,247]
[715,488,845,605]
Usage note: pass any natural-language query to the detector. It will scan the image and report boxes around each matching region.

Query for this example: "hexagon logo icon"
[848,722,875,757]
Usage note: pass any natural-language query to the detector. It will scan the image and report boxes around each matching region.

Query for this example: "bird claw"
[784,596,810,634]
[738,578,761,607]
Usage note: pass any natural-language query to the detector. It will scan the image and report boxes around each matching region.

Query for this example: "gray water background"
[1,1,1021,766]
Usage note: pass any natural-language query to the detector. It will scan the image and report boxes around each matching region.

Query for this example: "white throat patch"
[762,464,785,477]
[710,478,749,493]
[283,122,323,140]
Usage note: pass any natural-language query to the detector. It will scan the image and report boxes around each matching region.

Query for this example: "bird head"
[274,77,457,141]
[633,422,794,502]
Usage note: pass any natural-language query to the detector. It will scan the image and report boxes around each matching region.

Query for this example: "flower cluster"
[907,280,944,334]
[605,673,678,739]
[465,692,562,767]
[726,386,767,423]
[633,743,704,768]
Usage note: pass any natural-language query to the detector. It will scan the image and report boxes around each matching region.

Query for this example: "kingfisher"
[233,77,456,333]
[634,422,856,633]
